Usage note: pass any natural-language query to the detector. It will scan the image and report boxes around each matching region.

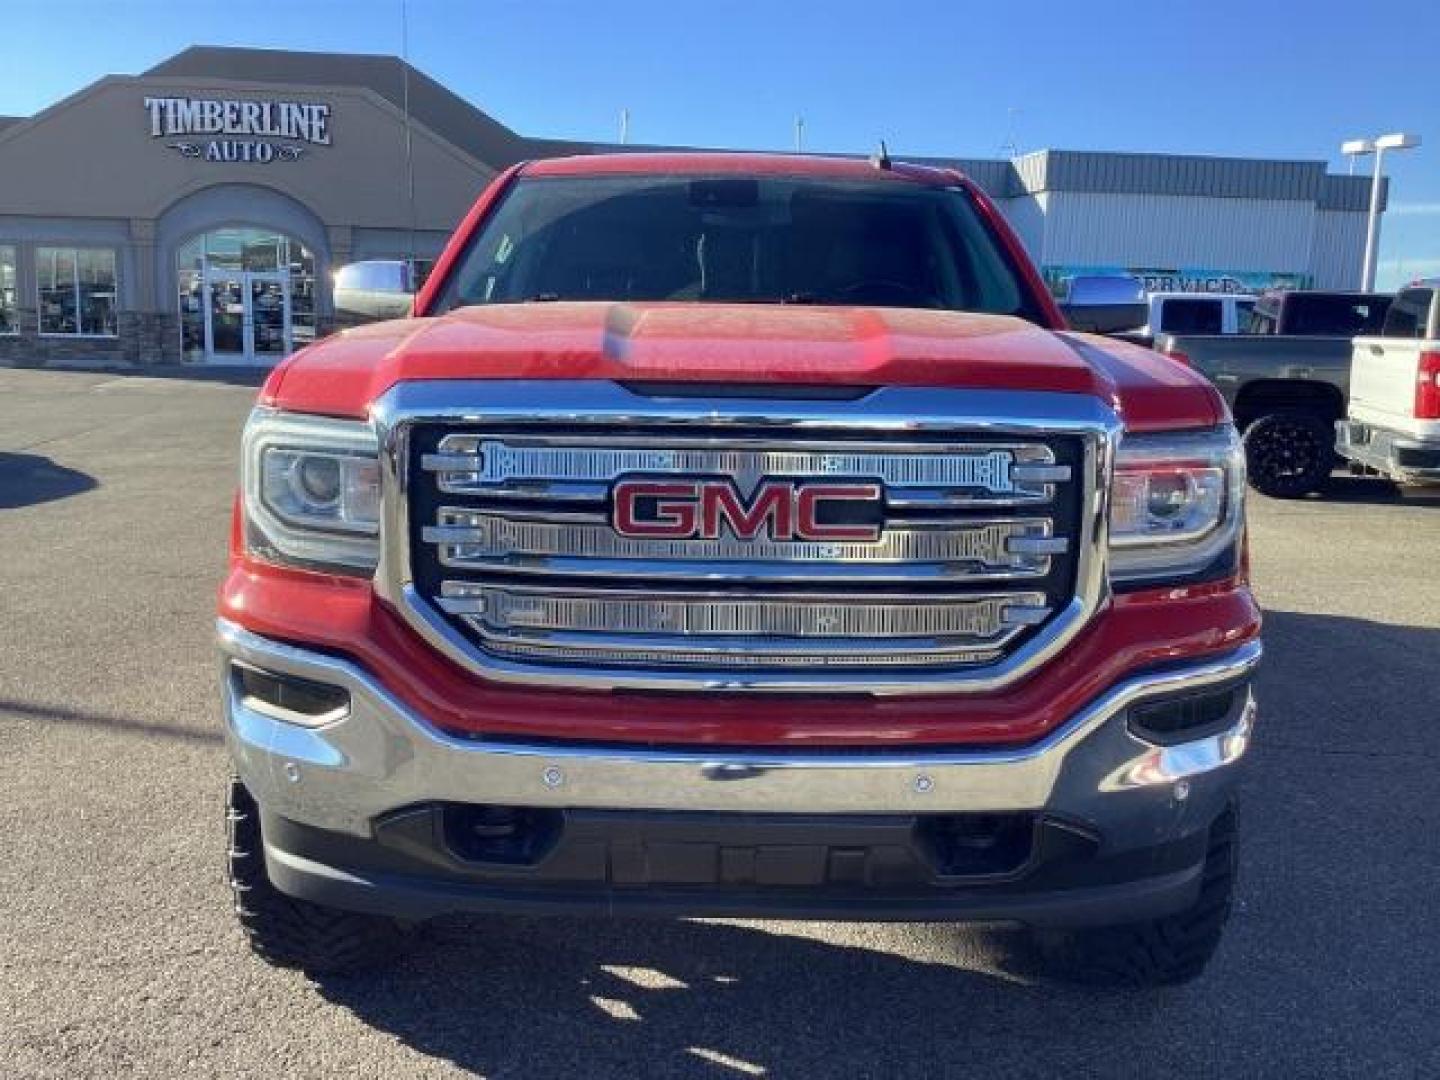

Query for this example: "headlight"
[241,408,381,573]
[1108,426,1245,587]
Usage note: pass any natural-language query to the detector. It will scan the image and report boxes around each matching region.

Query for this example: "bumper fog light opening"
[1108,690,1256,790]
[232,661,351,728]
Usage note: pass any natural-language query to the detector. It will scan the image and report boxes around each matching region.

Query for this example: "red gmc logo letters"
[613,479,882,542]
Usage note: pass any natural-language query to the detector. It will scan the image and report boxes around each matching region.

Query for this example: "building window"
[38,247,119,336]
[0,246,16,334]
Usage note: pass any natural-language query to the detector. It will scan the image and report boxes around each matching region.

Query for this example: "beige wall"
[0,75,495,233]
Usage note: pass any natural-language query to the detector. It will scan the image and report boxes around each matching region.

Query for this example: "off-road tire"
[226,776,413,974]
[1032,805,1238,987]
[1243,409,1334,498]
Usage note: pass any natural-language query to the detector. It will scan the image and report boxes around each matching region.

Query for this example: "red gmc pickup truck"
[220,153,1261,987]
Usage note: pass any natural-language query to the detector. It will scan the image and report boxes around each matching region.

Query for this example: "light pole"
[1342,132,1421,290]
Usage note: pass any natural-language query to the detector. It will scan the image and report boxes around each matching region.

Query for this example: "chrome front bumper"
[218,618,1260,841]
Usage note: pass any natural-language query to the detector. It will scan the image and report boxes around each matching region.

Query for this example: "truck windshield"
[434,175,1043,321]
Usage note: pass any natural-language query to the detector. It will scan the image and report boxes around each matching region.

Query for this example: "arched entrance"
[177,227,317,363]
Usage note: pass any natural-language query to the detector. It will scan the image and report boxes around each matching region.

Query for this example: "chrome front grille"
[376,382,1115,693]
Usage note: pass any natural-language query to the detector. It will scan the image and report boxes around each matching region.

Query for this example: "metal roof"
[1318,173,1385,212]
[1011,149,1322,199]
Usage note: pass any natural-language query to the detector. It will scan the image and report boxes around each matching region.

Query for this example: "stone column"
[128,218,172,364]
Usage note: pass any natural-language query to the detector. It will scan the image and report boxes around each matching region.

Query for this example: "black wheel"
[1031,805,1238,988]
[225,776,414,974]
[1242,410,1334,498]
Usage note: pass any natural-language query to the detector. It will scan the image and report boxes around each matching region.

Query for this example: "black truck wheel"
[1031,805,1237,987]
[225,777,413,974]
[1242,410,1334,498]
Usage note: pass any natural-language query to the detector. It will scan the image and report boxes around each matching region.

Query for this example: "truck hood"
[265,302,1223,431]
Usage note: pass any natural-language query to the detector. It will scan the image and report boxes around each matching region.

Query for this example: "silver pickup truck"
[1156,290,1391,497]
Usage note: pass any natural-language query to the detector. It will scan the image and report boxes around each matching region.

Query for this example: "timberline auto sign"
[143,96,331,163]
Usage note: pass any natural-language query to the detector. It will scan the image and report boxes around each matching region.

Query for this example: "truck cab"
[1338,282,1440,484]
[1245,289,1391,338]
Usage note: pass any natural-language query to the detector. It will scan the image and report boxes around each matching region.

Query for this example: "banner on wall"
[1044,265,1311,298]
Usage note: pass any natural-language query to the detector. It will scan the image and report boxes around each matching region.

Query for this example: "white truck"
[1338,282,1440,484]
[1056,282,1256,348]
[1142,292,1256,340]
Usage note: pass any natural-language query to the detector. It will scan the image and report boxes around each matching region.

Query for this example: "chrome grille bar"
[435,582,1049,667]
[440,583,1047,639]
[478,640,1007,668]
[424,436,1067,505]
[424,510,1062,580]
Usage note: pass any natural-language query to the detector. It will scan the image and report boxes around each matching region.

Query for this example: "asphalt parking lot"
[2,366,1438,1079]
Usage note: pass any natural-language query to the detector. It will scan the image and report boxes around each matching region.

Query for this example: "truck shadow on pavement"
[0,452,98,509]
[305,608,1440,1078]
[1302,473,1440,506]
[0,696,223,746]
[312,917,1117,1079]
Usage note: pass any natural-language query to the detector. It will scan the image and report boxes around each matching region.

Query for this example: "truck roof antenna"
[870,140,892,170]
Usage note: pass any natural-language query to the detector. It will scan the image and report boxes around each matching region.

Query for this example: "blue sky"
[5,0,1437,286]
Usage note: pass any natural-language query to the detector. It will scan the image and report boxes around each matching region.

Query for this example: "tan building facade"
[0,47,509,366]
[0,46,1379,368]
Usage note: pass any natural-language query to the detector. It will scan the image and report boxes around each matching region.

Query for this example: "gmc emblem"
[613,479,883,542]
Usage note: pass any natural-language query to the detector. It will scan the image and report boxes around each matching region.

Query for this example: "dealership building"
[0,46,1385,368]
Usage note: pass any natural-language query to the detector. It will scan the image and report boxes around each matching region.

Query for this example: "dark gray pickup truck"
[1156,290,1391,497]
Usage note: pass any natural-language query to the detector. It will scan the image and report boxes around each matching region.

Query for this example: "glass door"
[202,269,291,363]
[204,270,247,361]
[180,229,312,365]
[248,272,291,360]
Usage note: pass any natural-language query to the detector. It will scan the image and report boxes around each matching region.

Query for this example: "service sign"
[1045,264,1310,297]
[143,96,331,163]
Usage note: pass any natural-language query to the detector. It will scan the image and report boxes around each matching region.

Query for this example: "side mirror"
[1056,274,1147,335]
[333,260,417,324]
[1060,301,1150,335]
